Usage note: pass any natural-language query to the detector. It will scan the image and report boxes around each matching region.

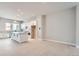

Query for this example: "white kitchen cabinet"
[11,32,28,43]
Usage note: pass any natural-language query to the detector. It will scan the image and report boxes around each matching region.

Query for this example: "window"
[12,23,20,32]
[5,23,11,31]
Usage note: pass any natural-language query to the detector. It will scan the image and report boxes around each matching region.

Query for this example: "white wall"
[46,7,76,44]
[37,16,43,40]
[36,15,47,40]
[76,5,79,47]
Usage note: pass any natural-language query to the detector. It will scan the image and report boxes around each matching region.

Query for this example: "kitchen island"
[11,31,28,43]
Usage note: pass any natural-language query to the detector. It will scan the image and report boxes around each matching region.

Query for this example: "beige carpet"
[0,39,79,56]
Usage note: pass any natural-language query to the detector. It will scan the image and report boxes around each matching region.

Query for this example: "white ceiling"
[0,2,77,21]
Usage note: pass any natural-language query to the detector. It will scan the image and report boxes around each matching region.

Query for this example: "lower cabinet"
[11,32,28,43]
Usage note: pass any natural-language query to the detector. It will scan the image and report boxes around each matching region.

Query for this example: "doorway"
[31,25,36,39]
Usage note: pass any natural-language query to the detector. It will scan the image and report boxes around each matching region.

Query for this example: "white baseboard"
[45,39,75,46]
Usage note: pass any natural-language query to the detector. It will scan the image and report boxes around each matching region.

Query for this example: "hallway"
[0,39,79,56]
